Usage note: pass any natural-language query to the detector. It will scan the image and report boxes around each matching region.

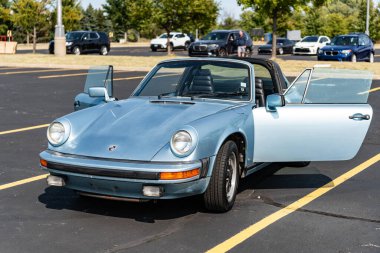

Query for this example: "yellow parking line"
[206,153,380,253]
[0,124,49,135]
[39,70,128,79]
[113,76,145,81]
[358,87,380,95]
[0,69,70,75]
[0,174,48,191]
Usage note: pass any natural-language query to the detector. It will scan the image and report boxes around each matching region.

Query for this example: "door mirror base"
[266,94,284,112]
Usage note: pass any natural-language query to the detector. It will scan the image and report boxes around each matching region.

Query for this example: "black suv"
[188,30,253,57]
[49,31,111,55]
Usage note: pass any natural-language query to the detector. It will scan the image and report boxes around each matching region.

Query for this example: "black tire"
[151,48,157,52]
[73,46,81,55]
[99,46,108,55]
[184,42,190,51]
[203,140,239,212]
[218,48,227,57]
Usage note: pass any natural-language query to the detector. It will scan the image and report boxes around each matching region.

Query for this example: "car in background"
[317,33,375,62]
[293,35,330,55]
[188,30,253,57]
[258,38,294,55]
[49,31,110,55]
[150,32,191,52]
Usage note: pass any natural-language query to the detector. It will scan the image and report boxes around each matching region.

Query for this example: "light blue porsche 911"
[39,58,373,212]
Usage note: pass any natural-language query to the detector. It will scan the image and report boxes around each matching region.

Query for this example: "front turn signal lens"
[159,168,200,180]
[40,159,48,167]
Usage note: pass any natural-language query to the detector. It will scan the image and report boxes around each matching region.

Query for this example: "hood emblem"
[108,145,117,152]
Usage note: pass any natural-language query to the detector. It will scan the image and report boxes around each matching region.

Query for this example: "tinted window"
[90,32,99,39]
[301,36,319,42]
[331,36,358,46]
[66,32,83,40]
[202,32,229,41]
[159,34,173,39]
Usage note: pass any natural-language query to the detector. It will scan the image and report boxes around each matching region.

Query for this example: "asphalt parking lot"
[0,66,379,253]
[17,46,380,62]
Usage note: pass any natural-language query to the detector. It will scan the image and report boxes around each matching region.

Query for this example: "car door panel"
[252,104,372,162]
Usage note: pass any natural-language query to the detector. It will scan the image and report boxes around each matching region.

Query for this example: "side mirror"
[88,87,114,102]
[266,94,284,112]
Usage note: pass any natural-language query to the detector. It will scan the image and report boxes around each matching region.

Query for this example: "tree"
[80,4,97,31]
[11,0,50,52]
[238,0,327,58]
[103,0,129,41]
[218,15,240,30]
[0,0,12,35]
[51,0,82,32]
[152,0,219,55]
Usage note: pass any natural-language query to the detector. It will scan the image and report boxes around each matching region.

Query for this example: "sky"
[80,0,244,21]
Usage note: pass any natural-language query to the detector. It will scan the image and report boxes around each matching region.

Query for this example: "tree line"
[0,0,219,45]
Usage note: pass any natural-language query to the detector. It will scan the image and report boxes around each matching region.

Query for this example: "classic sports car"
[39,58,373,212]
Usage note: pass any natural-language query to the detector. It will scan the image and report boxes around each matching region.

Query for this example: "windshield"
[202,32,229,41]
[134,60,251,101]
[301,36,318,42]
[159,34,173,39]
[267,39,285,45]
[331,36,358,46]
[66,32,83,40]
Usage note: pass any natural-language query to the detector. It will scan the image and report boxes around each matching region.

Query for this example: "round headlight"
[170,130,194,157]
[47,122,67,146]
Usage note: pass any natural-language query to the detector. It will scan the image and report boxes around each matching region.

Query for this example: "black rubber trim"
[46,161,160,180]
[45,150,199,165]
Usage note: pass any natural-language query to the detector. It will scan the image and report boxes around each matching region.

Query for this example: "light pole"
[365,0,370,36]
[54,0,66,56]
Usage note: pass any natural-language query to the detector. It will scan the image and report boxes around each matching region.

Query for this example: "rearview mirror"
[266,94,284,112]
[89,87,114,102]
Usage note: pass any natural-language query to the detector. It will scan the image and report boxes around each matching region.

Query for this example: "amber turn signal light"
[159,168,200,180]
[40,159,48,167]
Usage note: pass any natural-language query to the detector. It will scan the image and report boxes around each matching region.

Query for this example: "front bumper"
[39,150,211,200]
[150,44,166,50]
[188,46,219,57]
[318,52,352,61]
[293,47,317,55]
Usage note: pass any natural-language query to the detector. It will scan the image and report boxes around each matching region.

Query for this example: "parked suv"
[318,33,375,62]
[188,30,253,57]
[49,31,111,55]
[150,32,191,51]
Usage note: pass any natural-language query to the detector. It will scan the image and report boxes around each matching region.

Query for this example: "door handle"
[349,113,370,120]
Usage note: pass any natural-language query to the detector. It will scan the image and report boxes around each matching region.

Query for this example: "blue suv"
[318,33,375,62]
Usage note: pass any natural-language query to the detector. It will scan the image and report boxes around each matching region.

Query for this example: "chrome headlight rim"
[170,128,198,157]
[47,119,71,147]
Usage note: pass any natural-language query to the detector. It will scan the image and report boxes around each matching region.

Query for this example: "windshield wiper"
[212,91,249,97]
[157,92,175,99]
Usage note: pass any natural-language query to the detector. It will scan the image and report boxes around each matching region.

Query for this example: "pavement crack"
[104,214,197,253]
[256,195,380,224]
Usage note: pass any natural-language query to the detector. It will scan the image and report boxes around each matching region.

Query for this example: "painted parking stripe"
[358,87,380,95]
[38,70,129,79]
[206,153,380,253]
[0,174,48,191]
[0,124,50,135]
[0,69,71,75]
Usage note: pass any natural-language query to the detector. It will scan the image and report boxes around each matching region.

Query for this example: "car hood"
[322,45,356,51]
[151,38,169,44]
[56,97,236,161]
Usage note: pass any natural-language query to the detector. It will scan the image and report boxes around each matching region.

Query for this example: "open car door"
[252,67,373,162]
[74,65,114,111]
